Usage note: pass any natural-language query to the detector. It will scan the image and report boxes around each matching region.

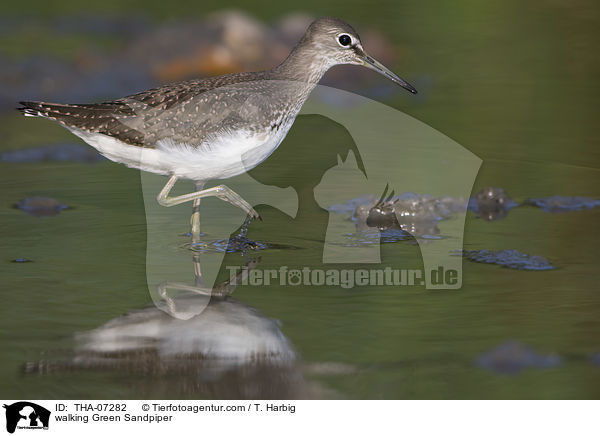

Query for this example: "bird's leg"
[193,253,203,286]
[157,255,260,319]
[157,175,260,220]
[190,183,204,243]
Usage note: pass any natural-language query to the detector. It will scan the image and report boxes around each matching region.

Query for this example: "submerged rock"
[476,340,562,374]
[330,191,467,239]
[466,188,599,218]
[329,187,597,246]
[328,195,375,215]
[455,249,554,271]
[1,143,104,163]
[468,187,518,221]
[15,197,69,217]
[344,228,414,245]
[526,196,600,213]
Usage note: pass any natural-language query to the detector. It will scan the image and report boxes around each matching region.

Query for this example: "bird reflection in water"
[27,252,338,399]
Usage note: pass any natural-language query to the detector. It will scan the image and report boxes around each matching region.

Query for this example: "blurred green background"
[0,0,599,399]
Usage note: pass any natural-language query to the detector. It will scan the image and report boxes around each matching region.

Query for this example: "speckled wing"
[116,78,311,150]
[18,73,310,150]
[18,74,262,147]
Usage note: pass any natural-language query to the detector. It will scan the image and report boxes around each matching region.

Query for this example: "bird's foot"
[248,207,261,221]
[226,214,264,255]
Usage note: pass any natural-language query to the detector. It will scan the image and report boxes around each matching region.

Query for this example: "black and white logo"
[3,402,50,434]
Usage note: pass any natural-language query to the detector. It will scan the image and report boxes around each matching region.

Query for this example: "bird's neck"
[273,41,334,84]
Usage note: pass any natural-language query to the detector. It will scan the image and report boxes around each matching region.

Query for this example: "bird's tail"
[17,101,77,120]
[17,100,146,146]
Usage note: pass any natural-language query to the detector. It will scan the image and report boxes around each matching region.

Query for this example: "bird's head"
[302,17,417,94]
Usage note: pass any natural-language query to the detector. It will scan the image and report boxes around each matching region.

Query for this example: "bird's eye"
[338,34,352,47]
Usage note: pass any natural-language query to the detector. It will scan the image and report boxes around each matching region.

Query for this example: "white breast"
[68,122,293,182]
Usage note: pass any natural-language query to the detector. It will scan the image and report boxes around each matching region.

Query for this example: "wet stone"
[455,249,554,271]
[190,216,270,254]
[15,197,69,217]
[330,192,467,239]
[526,196,600,213]
[365,201,399,230]
[211,236,269,253]
[476,340,562,374]
[328,194,375,215]
[468,187,519,221]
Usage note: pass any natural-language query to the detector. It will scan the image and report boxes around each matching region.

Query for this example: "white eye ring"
[337,33,353,47]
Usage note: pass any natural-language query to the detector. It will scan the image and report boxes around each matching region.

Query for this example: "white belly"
[69,125,291,182]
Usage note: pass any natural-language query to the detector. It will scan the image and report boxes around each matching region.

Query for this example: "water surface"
[1,1,599,399]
